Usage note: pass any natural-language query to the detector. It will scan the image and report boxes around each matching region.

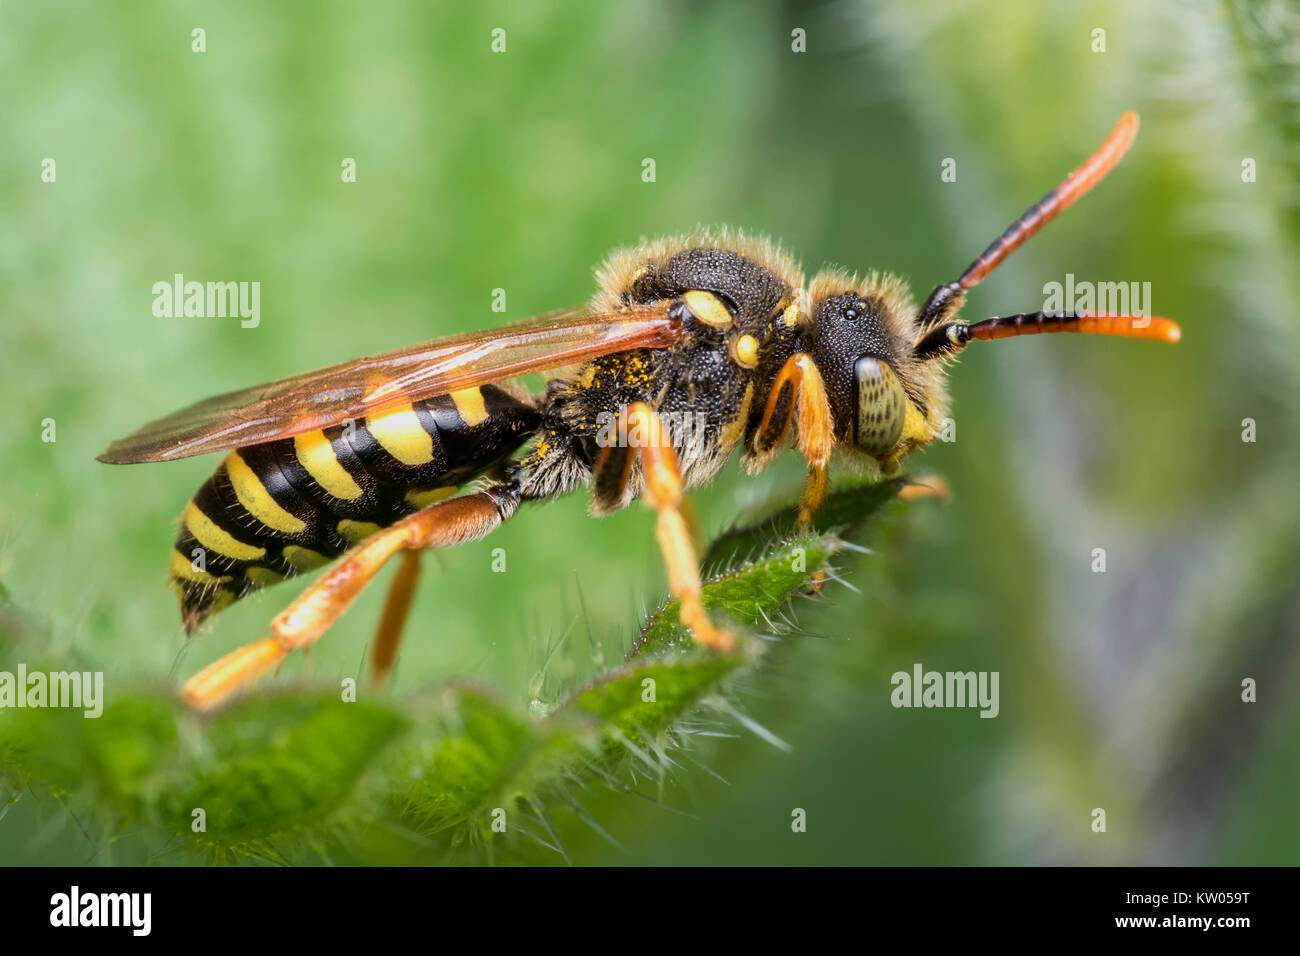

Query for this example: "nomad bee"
[101,113,1179,710]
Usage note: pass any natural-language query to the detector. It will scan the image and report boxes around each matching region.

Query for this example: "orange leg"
[596,403,734,653]
[753,353,836,525]
[369,549,423,687]
[180,488,516,710]
[899,474,951,503]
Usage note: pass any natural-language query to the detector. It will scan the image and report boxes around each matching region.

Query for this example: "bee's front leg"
[592,402,734,653]
[752,353,836,526]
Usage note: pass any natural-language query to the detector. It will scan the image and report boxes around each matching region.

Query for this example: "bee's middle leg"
[592,402,734,653]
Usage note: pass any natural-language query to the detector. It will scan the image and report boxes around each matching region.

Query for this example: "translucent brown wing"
[99,303,681,463]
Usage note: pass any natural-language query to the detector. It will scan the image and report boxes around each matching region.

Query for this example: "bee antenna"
[914,311,1181,361]
[917,112,1141,328]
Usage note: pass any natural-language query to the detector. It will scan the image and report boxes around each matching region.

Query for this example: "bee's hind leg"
[368,548,423,687]
[180,483,520,711]
[592,402,734,653]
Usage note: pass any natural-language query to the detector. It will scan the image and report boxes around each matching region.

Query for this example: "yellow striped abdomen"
[170,385,538,632]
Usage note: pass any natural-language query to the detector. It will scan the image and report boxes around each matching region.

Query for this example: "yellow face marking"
[404,486,458,509]
[282,545,331,571]
[294,430,363,500]
[898,400,933,449]
[877,402,934,475]
[449,387,489,427]
[337,519,382,544]
[245,566,286,588]
[367,400,434,465]
[732,333,760,369]
[781,302,801,327]
[720,383,755,449]
[225,451,307,534]
[183,501,266,562]
[169,549,231,584]
[683,290,733,329]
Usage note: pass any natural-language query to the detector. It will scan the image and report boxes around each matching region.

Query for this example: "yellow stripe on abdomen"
[337,519,382,544]
[404,486,458,509]
[169,549,232,584]
[283,544,331,571]
[293,430,364,500]
[225,451,307,534]
[367,401,434,465]
[450,388,489,427]
[182,502,266,561]
[245,566,286,588]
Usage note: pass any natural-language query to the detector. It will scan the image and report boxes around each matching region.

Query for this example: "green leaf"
[161,693,409,848]
[391,686,593,839]
[0,478,904,863]
[702,476,904,572]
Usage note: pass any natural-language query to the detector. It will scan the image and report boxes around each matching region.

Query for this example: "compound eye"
[854,356,907,456]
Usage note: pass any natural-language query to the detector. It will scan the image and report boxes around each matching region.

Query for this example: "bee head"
[804,274,945,473]
[774,115,1181,481]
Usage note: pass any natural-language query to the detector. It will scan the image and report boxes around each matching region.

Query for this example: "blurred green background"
[1,0,1297,864]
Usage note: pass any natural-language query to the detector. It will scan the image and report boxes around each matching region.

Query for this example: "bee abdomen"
[170,385,538,632]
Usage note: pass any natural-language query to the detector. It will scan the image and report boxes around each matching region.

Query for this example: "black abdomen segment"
[170,385,539,632]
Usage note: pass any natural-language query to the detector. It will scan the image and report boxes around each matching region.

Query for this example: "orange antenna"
[968,311,1180,343]
[918,112,1141,327]
[958,113,1139,289]
[915,310,1181,359]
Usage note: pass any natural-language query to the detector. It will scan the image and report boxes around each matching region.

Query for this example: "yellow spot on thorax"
[683,290,733,329]
[732,334,760,369]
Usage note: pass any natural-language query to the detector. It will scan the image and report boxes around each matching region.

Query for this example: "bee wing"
[99,303,681,463]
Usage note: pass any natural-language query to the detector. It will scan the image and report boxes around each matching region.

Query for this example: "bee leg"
[593,402,734,653]
[369,549,423,687]
[180,484,519,710]
[899,474,951,502]
[753,354,835,526]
